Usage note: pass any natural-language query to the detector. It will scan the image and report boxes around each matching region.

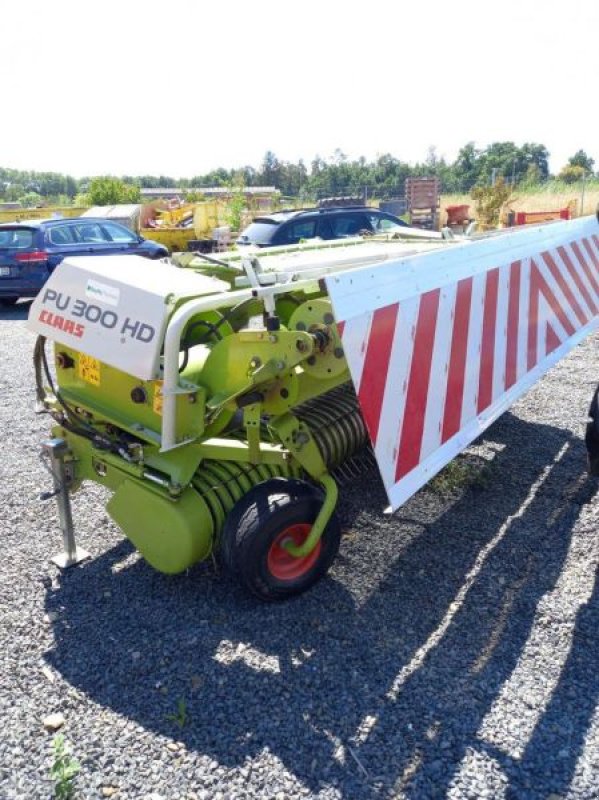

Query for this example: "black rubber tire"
[585,385,599,475]
[0,296,19,306]
[219,478,313,575]
[221,478,341,601]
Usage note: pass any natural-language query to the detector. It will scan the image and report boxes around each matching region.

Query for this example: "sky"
[2,0,598,179]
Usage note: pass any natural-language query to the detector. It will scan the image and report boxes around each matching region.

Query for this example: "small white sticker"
[247,315,265,330]
[86,279,120,307]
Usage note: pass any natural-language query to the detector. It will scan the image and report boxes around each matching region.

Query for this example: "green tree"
[453,142,482,191]
[88,177,141,205]
[451,141,549,190]
[478,142,522,184]
[225,189,246,231]
[259,151,282,187]
[520,163,542,188]
[191,167,231,187]
[19,191,42,208]
[567,149,595,172]
[279,159,307,196]
[65,176,78,197]
[519,143,549,180]
[558,164,587,184]
[5,183,25,201]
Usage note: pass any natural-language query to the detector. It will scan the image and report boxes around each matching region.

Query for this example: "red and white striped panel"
[325,217,599,510]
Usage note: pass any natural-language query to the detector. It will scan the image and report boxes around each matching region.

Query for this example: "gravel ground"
[1,300,598,800]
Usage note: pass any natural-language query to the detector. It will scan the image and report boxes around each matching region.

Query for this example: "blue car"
[0,217,169,305]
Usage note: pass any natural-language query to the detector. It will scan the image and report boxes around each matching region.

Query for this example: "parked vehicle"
[0,218,169,305]
[236,206,409,247]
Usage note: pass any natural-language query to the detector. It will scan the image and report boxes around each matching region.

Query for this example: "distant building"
[140,186,278,202]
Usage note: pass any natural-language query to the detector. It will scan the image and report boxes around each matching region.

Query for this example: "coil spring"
[189,384,368,541]
[294,383,368,470]
[192,459,297,539]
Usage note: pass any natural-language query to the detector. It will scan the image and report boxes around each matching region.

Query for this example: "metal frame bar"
[160,275,322,452]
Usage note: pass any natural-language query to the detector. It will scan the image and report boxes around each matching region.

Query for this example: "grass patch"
[429,456,493,495]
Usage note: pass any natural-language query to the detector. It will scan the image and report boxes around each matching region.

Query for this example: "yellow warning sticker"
[78,354,101,387]
[153,381,163,415]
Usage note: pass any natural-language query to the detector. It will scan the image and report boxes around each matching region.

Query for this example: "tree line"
[0,143,596,207]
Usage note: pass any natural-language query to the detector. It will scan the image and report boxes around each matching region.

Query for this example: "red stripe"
[527,261,540,372]
[505,261,521,390]
[441,278,473,443]
[557,245,598,315]
[582,237,599,273]
[477,268,499,414]
[395,290,440,481]
[541,250,587,325]
[336,321,345,338]
[357,304,399,443]
[545,323,561,355]
[593,235,599,253]
[571,241,599,300]
[527,258,575,370]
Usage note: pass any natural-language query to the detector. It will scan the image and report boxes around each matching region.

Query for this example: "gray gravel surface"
[1,300,598,800]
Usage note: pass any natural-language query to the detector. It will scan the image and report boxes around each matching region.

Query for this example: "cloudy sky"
[3,0,598,177]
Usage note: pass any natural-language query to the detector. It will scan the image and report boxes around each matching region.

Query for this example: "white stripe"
[385,314,599,511]
[584,234,599,264]
[544,246,589,324]
[374,296,420,489]
[544,247,589,325]
[340,312,373,393]
[537,292,571,356]
[521,255,571,369]
[534,253,580,333]
[517,257,531,381]
[582,236,599,287]
[460,271,486,426]
[420,283,456,462]
[553,244,597,317]
[492,262,510,401]
[570,239,599,301]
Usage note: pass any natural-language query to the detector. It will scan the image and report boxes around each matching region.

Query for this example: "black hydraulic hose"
[35,335,107,442]
[33,335,47,406]
[218,297,255,328]
[34,338,146,464]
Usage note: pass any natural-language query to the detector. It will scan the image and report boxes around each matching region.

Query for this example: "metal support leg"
[42,438,90,569]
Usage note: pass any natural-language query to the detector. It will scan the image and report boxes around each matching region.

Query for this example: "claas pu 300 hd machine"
[28,215,599,599]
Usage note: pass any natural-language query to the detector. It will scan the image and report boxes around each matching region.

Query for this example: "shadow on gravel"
[44,410,598,799]
[498,563,599,800]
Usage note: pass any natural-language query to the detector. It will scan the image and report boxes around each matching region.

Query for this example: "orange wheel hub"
[267,524,321,581]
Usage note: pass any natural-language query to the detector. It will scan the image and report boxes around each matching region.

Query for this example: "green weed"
[50,734,80,800]
[166,697,189,729]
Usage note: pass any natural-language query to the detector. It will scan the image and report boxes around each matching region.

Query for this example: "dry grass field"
[441,184,599,227]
